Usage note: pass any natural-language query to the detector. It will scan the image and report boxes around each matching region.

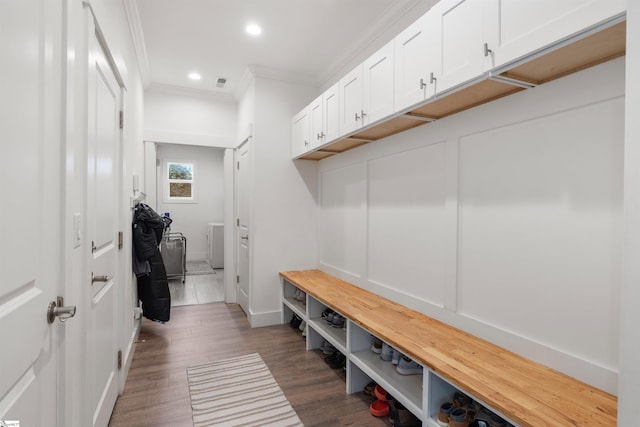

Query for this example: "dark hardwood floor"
[108,302,390,427]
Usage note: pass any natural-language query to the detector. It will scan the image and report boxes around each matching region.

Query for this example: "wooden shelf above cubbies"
[410,79,525,119]
[296,17,626,161]
[297,114,433,160]
[496,20,626,86]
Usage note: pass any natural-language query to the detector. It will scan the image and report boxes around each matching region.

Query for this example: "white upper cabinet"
[394,12,438,112]
[340,41,395,135]
[362,40,395,126]
[309,94,323,150]
[309,83,340,150]
[488,0,626,69]
[339,63,364,135]
[323,82,340,144]
[431,0,495,94]
[292,106,310,158]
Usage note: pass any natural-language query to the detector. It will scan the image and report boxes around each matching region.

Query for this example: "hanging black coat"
[132,203,171,322]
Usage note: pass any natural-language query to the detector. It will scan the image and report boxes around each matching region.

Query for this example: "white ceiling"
[128,0,438,99]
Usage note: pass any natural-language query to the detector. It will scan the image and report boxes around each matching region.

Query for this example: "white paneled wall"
[318,58,624,393]
[457,98,623,368]
[367,144,447,306]
[320,163,367,278]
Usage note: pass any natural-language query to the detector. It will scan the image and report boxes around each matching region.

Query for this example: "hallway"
[108,303,388,426]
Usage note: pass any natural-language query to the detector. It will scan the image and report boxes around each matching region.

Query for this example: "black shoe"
[290,314,302,329]
[323,350,341,365]
[328,352,346,369]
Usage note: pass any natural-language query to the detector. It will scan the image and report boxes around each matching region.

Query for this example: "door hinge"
[117,350,123,370]
[237,218,239,227]
[118,231,123,250]
[119,110,124,129]
[237,161,240,170]
[236,275,239,284]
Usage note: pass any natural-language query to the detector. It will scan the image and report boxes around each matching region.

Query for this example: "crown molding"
[234,65,319,101]
[146,82,237,103]
[122,0,150,86]
[319,0,437,90]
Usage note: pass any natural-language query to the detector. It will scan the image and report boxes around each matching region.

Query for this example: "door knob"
[91,273,110,283]
[47,296,77,324]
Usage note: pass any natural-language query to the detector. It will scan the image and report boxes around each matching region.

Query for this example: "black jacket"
[132,203,171,322]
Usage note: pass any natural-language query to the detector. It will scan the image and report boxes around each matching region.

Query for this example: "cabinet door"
[323,82,340,143]
[394,13,437,111]
[432,0,493,94]
[339,64,363,135]
[309,94,323,149]
[363,40,395,126]
[490,0,625,68]
[291,106,310,158]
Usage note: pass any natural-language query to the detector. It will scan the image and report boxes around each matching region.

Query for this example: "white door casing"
[237,139,251,315]
[0,0,64,424]
[86,16,121,427]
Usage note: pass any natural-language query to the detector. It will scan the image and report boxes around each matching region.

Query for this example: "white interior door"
[86,19,121,427]
[237,139,251,315]
[0,0,64,424]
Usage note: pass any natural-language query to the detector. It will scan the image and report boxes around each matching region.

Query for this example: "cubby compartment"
[282,279,306,322]
[348,321,423,420]
[426,373,516,427]
[306,295,347,353]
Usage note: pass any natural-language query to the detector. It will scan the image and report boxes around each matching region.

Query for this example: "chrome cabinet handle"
[355,112,360,121]
[361,110,367,118]
[420,78,427,89]
[430,72,437,84]
[484,42,492,57]
[241,236,249,240]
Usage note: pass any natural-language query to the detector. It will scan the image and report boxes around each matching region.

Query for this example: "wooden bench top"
[280,269,617,427]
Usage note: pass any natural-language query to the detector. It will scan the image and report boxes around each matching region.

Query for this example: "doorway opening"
[144,141,234,306]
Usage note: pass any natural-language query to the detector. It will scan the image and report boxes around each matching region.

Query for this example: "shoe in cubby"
[370,337,383,354]
[330,313,345,328]
[437,401,454,427]
[391,348,402,365]
[396,356,423,375]
[390,400,420,427]
[380,342,393,361]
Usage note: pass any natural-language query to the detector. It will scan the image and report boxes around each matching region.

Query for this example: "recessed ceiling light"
[188,72,202,80]
[246,24,262,36]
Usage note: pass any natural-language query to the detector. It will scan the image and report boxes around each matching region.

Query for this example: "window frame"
[164,160,197,203]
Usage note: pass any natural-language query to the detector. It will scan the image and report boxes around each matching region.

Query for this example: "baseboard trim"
[119,316,141,394]
[248,309,282,328]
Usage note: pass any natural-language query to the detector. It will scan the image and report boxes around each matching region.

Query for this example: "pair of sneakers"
[325,310,345,328]
[379,342,423,375]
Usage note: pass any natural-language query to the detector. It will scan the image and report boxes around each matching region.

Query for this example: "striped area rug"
[186,353,304,427]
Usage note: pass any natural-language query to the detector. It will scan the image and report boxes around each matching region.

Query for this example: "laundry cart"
[160,232,186,283]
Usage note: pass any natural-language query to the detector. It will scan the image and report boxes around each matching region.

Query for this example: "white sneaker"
[380,342,393,361]
[396,356,423,375]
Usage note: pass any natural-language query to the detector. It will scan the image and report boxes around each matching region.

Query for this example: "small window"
[166,161,195,201]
